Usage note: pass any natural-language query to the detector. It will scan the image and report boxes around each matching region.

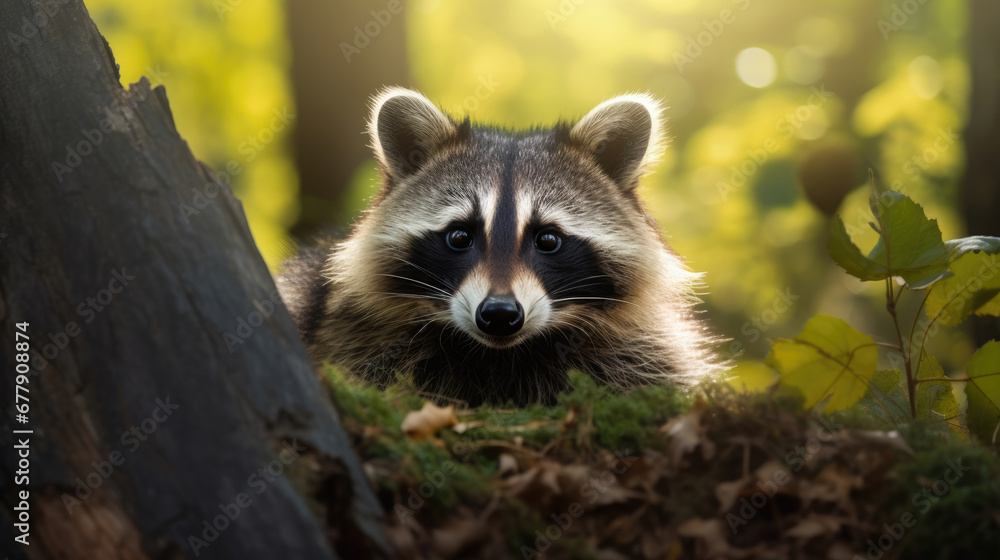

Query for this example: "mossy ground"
[324,369,1000,559]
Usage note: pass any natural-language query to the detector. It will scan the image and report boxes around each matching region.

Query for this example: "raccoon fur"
[277,88,722,406]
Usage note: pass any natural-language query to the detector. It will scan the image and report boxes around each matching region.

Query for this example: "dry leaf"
[784,514,841,539]
[677,518,750,559]
[660,399,711,468]
[798,464,861,510]
[504,420,555,432]
[563,406,579,431]
[498,453,519,477]
[716,475,752,514]
[452,420,484,434]
[401,402,458,441]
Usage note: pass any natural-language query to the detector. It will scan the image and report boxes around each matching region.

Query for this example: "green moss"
[324,366,496,513]
[325,365,1000,557]
[889,442,1000,560]
[324,366,423,428]
[585,381,691,451]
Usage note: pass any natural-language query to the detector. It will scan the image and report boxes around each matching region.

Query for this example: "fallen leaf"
[677,518,750,559]
[563,406,579,431]
[503,461,565,506]
[798,464,861,510]
[497,453,518,477]
[401,402,458,441]
[784,514,841,539]
[716,476,752,514]
[660,398,712,468]
[452,420,484,434]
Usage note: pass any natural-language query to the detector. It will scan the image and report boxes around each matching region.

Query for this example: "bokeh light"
[909,55,945,99]
[735,47,778,88]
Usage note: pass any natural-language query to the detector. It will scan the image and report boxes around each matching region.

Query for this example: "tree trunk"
[0,1,385,558]
[963,0,1000,346]
[286,0,410,236]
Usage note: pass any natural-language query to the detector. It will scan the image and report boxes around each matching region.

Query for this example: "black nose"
[475,294,524,336]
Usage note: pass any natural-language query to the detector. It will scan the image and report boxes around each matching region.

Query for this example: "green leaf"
[828,216,888,281]
[925,250,1000,326]
[872,369,901,395]
[904,269,953,290]
[914,354,959,421]
[769,315,878,412]
[906,236,1000,290]
[862,369,912,420]
[828,191,950,285]
[945,236,1000,260]
[725,361,778,393]
[965,341,1000,444]
[865,191,949,285]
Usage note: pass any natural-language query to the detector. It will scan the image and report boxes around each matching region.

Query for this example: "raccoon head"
[361,88,668,351]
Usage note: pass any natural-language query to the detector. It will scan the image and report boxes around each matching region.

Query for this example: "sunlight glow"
[909,55,944,99]
[736,47,777,88]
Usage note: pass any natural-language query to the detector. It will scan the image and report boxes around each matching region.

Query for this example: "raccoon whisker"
[551,312,603,339]
[549,275,613,295]
[552,312,620,348]
[522,292,547,327]
[376,277,452,298]
[374,314,445,333]
[369,291,451,303]
[396,312,445,325]
[551,296,634,305]
[550,283,610,296]
[354,304,436,326]
[409,312,450,341]
[387,256,455,290]
[548,316,592,333]
[409,322,435,343]
[377,274,451,297]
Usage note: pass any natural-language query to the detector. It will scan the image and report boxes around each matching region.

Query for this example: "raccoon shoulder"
[276,241,334,346]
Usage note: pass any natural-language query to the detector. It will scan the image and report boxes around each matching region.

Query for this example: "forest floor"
[326,370,1000,560]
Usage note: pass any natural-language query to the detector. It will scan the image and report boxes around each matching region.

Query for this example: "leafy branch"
[757,179,1000,443]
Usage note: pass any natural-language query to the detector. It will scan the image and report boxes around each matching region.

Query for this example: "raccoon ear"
[568,93,664,189]
[368,87,459,181]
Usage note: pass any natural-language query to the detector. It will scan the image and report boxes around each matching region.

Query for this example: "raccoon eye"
[446,228,473,251]
[535,230,562,254]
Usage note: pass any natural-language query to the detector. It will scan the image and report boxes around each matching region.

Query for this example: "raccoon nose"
[475,294,524,336]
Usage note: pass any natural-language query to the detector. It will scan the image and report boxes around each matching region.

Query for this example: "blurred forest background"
[83,0,998,380]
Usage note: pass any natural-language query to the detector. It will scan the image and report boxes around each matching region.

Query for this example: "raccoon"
[277,88,722,406]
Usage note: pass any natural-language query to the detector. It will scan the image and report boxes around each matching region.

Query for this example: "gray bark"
[0,1,385,558]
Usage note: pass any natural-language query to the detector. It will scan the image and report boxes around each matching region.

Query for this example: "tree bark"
[0,1,385,558]
[286,0,410,236]
[962,0,1000,346]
